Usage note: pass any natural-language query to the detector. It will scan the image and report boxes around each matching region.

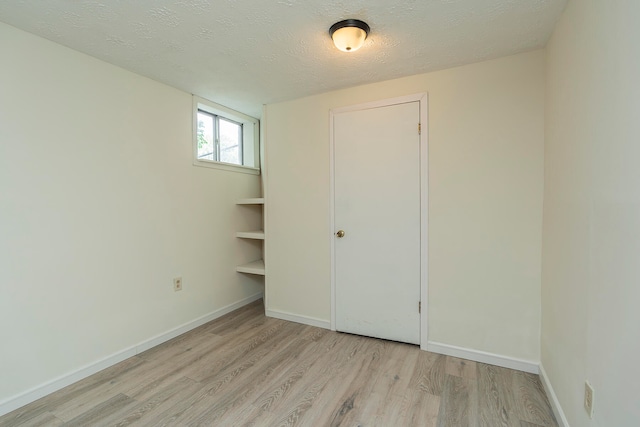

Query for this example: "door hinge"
[418,123,421,135]
[419,301,421,313]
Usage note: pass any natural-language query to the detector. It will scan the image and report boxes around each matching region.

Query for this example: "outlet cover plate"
[584,380,594,418]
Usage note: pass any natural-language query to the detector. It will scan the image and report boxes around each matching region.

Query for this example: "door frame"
[329,93,429,349]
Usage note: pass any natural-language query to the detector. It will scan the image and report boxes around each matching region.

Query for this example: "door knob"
[336,230,345,238]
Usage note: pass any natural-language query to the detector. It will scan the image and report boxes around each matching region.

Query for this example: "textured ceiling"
[0,0,567,118]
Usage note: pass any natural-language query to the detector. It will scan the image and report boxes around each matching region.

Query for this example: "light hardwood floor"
[0,300,557,427]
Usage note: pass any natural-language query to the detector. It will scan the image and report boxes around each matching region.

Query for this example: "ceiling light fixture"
[329,19,370,52]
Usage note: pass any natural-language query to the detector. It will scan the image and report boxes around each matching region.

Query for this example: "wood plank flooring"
[0,300,557,427]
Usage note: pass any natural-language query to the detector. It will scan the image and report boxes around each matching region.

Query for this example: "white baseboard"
[0,348,138,418]
[265,309,331,329]
[427,341,539,374]
[539,364,570,427]
[0,292,263,417]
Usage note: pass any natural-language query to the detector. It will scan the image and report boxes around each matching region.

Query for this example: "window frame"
[192,96,260,175]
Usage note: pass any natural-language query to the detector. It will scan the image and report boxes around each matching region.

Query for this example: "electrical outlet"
[173,277,183,292]
[584,380,594,418]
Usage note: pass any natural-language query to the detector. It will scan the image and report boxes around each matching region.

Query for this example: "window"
[193,96,259,174]
[196,111,243,164]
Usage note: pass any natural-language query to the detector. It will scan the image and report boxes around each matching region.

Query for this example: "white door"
[334,100,421,345]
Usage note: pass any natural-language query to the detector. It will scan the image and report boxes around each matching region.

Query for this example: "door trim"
[329,93,429,349]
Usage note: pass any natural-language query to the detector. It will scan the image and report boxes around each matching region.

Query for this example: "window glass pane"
[197,111,215,160]
[219,117,242,165]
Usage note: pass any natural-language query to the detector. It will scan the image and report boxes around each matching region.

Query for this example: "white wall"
[542,1,640,426]
[265,50,544,362]
[0,22,263,409]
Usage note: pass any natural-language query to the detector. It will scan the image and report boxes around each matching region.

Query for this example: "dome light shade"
[329,19,370,52]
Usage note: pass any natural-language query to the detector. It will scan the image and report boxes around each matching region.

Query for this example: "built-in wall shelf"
[236,198,265,277]
[236,259,265,276]
[237,198,264,205]
[236,230,265,240]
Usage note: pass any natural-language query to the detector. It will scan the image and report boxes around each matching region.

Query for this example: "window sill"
[193,159,260,175]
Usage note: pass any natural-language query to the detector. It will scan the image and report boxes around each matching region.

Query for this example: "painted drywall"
[542,1,640,426]
[265,50,544,362]
[0,22,263,406]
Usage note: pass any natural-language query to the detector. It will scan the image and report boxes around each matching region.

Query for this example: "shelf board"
[237,198,265,205]
[236,259,265,276]
[236,230,265,240]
